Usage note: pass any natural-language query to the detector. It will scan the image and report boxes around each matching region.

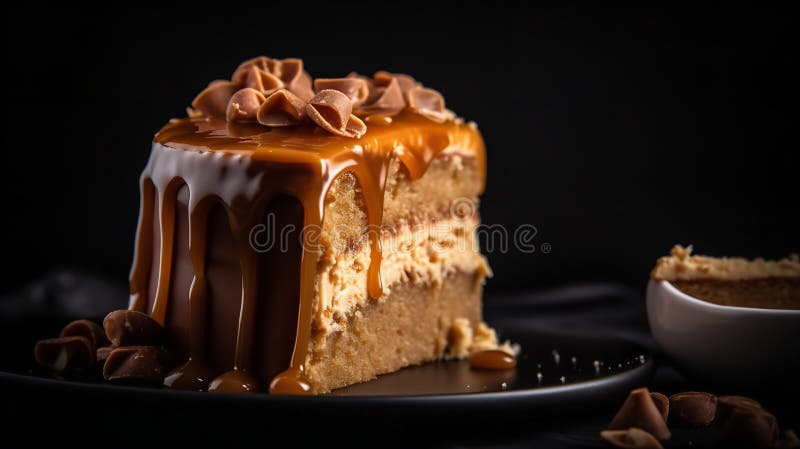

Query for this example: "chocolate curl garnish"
[306,89,367,138]
[314,78,369,106]
[609,387,671,440]
[600,428,664,449]
[355,73,406,116]
[243,66,283,95]
[374,71,418,96]
[103,346,168,383]
[103,310,164,347]
[231,56,280,85]
[226,88,267,123]
[407,86,455,123]
[34,336,95,372]
[60,319,111,349]
[257,89,307,127]
[279,58,314,101]
[191,80,238,117]
[186,107,203,118]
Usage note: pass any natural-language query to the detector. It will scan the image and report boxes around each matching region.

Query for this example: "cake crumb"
[447,319,519,359]
[447,318,473,358]
[651,244,800,281]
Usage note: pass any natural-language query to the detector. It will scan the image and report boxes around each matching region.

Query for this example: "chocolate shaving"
[60,319,110,349]
[407,86,454,123]
[314,78,370,106]
[609,387,672,440]
[103,310,164,347]
[231,56,280,86]
[257,89,307,127]
[375,71,418,95]
[279,58,314,101]
[355,74,406,116]
[600,428,664,449]
[192,80,238,117]
[226,88,266,123]
[103,346,168,383]
[306,90,366,138]
[34,336,95,372]
[243,66,283,94]
[669,391,717,427]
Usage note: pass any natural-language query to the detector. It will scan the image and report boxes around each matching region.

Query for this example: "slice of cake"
[127,56,510,394]
[651,245,800,310]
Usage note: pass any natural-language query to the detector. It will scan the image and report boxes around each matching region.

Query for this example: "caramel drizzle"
[133,112,485,394]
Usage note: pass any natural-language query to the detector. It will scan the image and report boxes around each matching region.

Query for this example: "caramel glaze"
[128,111,486,394]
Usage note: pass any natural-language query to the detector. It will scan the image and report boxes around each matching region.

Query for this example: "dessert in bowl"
[646,245,800,385]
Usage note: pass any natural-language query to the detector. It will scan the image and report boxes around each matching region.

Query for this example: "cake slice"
[651,245,800,310]
[128,56,510,394]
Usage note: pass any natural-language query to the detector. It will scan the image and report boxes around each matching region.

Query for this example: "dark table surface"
[1,270,797,448]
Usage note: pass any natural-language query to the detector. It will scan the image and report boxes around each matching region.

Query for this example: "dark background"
[2,5,797,295]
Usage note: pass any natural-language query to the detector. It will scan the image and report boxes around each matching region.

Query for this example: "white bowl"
[646,279,800,385]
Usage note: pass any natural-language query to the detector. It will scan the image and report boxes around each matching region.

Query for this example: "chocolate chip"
[719,407,779,448]
[103,346,168,383]
[103,310,164,347]
[716,395,763,423]
[609,387,671,440]
[669,391,717,427]
[34,336,95,372]
[650,392,669,422]
[60,319,110,349]
[600,428,664,449]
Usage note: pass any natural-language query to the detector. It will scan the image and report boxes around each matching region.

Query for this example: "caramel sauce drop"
[207,369,261,394]
[469,350,517,370]
[133,112,485,394]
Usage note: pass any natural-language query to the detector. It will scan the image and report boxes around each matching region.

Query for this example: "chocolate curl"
[231,56,280,85]
[191,80,238,117]
[355,73,406,116]
[609,387,672,440]
[279,58,314,101]
[257,89,307,127]
[374,70,418,96]
[314,78,369,106]
[407,86,455,123]
[103,310,164,347]
[600,428,664,449]
[60,319,110,349]
[226,88,267,123]
[668,391,717,427]
[649,392,669,422]
[186,107,204,118]
[34,336,95,372]
[306,89,367,138]
[103,346,168,383]
[243,66,283,95]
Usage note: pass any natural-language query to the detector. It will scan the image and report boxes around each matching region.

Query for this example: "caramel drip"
[133,112,485,394]
[129,179,154,313]
[163,201,216,391]
[151,182,179,325]
[207,206,263,393]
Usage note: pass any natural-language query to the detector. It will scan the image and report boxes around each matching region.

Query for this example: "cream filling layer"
[313,215,490,334]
